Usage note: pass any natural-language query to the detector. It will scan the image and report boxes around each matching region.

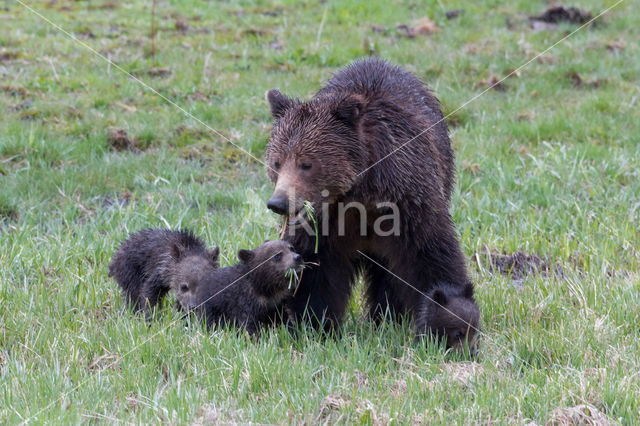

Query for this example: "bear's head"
[238,239,304,306]
[264,89,369,223]
[171,244,219,311]
[416,283,480,354]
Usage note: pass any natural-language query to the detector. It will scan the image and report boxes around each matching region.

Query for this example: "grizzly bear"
[192,240,303,334]
[108,229,219,314]
[264,58,478,342]
[414,283,480,353]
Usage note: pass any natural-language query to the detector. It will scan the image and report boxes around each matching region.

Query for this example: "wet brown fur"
[194,240,303,334]
[415,283,480,353]
[108,229,219,315]
[265,58,478,344]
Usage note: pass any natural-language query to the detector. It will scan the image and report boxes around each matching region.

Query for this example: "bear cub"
[108,229,219,314]
[194,240,303,334]
[414,283,480,353]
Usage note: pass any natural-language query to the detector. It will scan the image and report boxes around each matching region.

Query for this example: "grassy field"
[1,0,639,423]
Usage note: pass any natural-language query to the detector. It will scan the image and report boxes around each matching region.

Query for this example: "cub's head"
[264,89,369,223]
[238,239,304,306]
[171,244,219,311]
[416,284,480,355]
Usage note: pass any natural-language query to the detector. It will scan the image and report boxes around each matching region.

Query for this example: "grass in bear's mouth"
[285,261,317,294]
[303,200,319,254]
[285,267,300,291]
[280,201,319,254]
[1,0,639,424]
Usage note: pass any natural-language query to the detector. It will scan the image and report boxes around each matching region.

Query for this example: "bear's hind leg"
[364,255,407,323]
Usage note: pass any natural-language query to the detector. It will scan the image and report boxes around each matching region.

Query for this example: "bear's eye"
[274,161,281,170]
[273,252,282,262]
[288,245,294,251]
[180,284,189,293]
[300,163,312,171]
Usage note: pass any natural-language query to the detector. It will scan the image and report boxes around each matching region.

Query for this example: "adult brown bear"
[264,58,477,342]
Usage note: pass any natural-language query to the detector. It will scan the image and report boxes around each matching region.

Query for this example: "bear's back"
[318,57,454,201]
[318,58,444,123]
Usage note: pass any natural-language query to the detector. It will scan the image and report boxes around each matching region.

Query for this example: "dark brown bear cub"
[264,57,479,346]
[414,283,480,353]
[108,229,219,314]
[194,240,303,335]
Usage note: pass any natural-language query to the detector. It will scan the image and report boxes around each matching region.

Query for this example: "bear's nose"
[293,254,302,264]
[267,193,289,215]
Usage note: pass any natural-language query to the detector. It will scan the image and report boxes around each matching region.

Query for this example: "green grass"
[1,0,639,423]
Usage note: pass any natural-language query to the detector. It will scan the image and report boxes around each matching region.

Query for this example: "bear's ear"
[266,89,294,119]
[238,249,255,264]
[432,289,448,306]
[334,94,365,127]
[171,242,185,261]
[463,283,474,299]
[209,247,220,264]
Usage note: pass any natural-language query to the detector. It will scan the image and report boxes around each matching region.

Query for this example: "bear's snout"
[267,191,289,215]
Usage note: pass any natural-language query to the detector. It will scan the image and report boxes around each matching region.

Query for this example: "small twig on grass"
[315,5,328,49]
[48,57,59,81]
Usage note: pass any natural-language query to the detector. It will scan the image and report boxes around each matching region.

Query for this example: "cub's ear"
[171,242,185,261]
[334,94,365,127]
[238,249,255,264]
[266,89,294,119]
[209,247,220,264]
[463,283,475,299]
[432,289,448,306]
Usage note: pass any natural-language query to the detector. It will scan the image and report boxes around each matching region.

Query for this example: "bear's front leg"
[140,276,170,318]
[287,253,355,332]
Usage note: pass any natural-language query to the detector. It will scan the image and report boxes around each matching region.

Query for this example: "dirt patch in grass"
[566,71,603,88]
[531,6,592,25]
[396,17,439,38]
[9,98,33,112]
[174,17,189,33]
[1,85,29,98]
[107,128,138,152]
[606,40,625,52]
[0,50,20,62]
[475,75,508,92]
[446,10,463,20]
[547,404,612,425]
[475,248,564,282]
[146,67,172,78]
[529,6,594,31]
